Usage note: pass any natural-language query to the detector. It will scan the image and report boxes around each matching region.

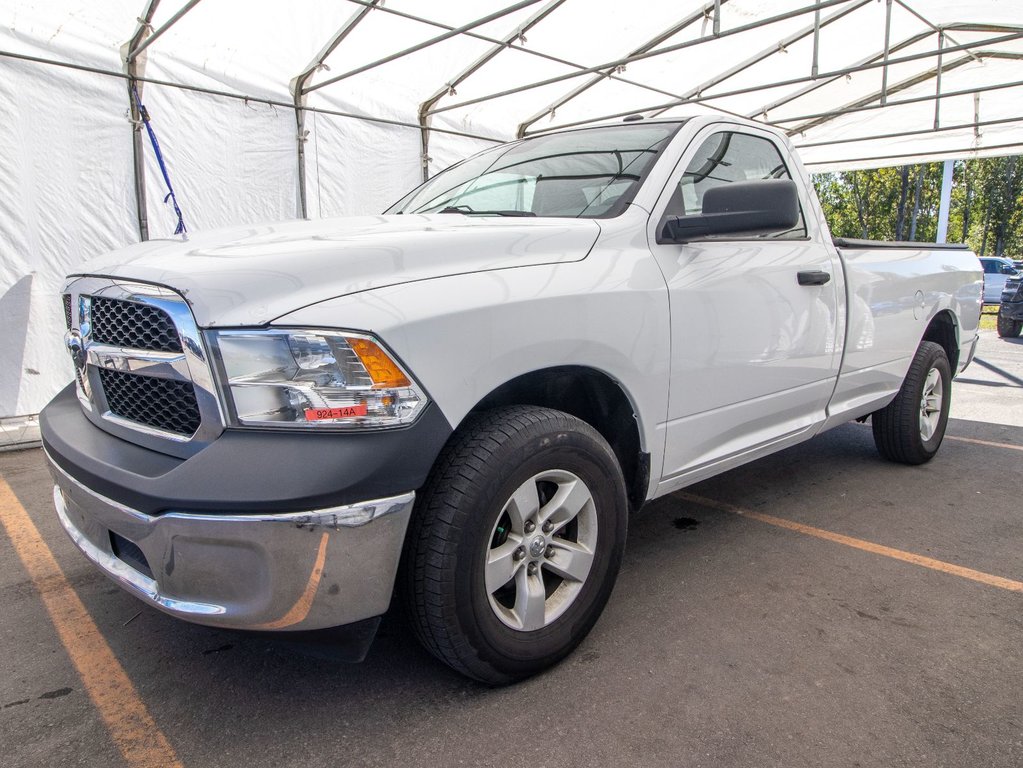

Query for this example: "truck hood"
[74,215,601,327]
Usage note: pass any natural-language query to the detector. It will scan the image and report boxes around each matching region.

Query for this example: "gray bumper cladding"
[48,452,414,632]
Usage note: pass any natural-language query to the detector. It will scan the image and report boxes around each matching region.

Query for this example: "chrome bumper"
[47,452,414,631]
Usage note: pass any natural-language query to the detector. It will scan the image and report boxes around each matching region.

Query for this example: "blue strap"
[131,85,187,238]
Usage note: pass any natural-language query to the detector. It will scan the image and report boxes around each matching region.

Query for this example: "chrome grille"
[62,278,223,457]
[99,368,201,436]
[90,297,182,353]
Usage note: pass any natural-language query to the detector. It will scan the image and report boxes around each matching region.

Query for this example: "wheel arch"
[466,366,649,513]
[922,309,959,372]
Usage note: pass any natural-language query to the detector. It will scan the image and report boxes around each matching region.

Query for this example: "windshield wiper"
[437,205,535,217]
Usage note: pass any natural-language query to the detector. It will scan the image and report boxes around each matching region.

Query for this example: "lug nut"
[524,520,536,533]
[545,546,555,559]
[513,547,526,561]
[527,562,538,575]
[542,520,554,533]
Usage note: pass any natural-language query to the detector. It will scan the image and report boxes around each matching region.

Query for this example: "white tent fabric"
[1,0,1021,426]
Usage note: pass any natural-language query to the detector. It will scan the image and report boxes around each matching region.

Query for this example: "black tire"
[871,341,952,465]
[996,312,1022,338]
[402,406,628,684]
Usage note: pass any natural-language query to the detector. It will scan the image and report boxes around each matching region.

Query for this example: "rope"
[130,85,187,239]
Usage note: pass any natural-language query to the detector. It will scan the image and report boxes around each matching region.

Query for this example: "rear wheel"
[402,406,628,684]
[871,341,951,465]
[996,312,1022,338]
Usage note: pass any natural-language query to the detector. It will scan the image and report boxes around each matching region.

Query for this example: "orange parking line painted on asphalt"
[676,491,1023,593]
[945,435,1023,452]
[0,477,183,768]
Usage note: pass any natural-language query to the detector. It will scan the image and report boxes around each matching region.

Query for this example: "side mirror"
[659,178,800,243]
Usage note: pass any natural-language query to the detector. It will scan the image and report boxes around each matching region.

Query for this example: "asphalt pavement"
[1,329,1021,768]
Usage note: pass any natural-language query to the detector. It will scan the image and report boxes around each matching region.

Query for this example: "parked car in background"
[980,256,1020,303]
[998,275,1023,337]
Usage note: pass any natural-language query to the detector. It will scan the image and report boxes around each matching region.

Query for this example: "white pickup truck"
[43,115,982,684]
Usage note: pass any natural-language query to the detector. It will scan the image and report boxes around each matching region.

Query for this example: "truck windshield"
[386,122,683,219]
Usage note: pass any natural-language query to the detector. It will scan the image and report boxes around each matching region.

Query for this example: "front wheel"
[402,406,628,684]
[871,341,951,465]
[996,312,1022,338]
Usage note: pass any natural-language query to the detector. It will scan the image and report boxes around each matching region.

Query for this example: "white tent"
[2,0,1021,442]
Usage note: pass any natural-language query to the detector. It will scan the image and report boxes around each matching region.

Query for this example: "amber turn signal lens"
[348,337,411,388]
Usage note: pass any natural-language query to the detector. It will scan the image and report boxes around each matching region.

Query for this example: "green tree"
[811,156,1023,257]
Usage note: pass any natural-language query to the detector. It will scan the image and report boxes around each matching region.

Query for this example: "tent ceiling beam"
[338,0,709,88]
[786,49,1023,136]
[803,140,1023,167]
[521,30,1023,136]
[292,0,380,97]
[789,46,973,135]
[773,74,1023,125]
[304,0,545,94]
[418,0,567,182]
[647,0,872,119]
[126,0,202,63]
[746,30,932,120]
[894,0,980,64]
[292,0,382,218]
[427,0,857,117]
[515,0,728,138]
[794,114,1023,150]
[334,0,756,120]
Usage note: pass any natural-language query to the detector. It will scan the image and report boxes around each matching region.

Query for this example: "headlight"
[208,329,428,429]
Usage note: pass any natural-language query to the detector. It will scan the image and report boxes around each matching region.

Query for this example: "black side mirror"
[659,178,800,243]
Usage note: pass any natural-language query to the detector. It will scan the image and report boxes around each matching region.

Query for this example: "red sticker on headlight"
[304,404,368,421]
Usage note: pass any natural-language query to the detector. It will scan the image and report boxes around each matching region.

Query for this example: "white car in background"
[980,256,1020,303]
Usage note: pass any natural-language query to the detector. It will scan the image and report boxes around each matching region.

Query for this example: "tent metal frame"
[424,0,859,118]
[125,0,161,240]
[21,0,1018,231]
[519,31,1023,135]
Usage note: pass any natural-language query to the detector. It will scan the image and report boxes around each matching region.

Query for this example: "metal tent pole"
[291,0,381,219]
[936,160,954,243]
[125,0,161,242]
[419,0,567,182]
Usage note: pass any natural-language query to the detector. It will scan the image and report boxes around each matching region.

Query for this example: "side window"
[666,131,807,239]
[981,260,996,275]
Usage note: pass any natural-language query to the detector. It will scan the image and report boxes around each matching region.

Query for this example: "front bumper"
[49,453,414,631]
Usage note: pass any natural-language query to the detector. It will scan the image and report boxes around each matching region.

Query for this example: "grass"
[980,304,999,331]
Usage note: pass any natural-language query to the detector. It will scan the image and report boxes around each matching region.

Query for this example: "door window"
[666,131,807,238]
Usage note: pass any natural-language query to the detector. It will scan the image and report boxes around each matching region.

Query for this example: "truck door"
[649,125,843,488]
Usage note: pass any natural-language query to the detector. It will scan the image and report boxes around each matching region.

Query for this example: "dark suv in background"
[998,275,1023,337]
